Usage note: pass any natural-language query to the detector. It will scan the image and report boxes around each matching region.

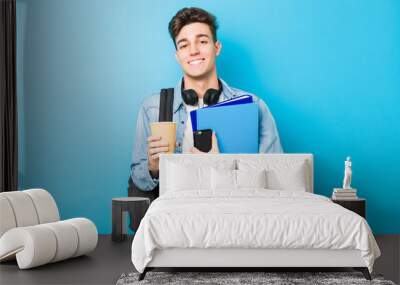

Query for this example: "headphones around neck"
[181,79,223,106]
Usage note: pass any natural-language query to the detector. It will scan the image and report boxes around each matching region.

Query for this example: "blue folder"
[191,95,253,131]
[208,95,253,108]
[190,100,259,153]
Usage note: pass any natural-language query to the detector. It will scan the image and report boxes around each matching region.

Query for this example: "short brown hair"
[168,7,218,48]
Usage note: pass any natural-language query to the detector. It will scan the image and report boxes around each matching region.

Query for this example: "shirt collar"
[172,78,236,113]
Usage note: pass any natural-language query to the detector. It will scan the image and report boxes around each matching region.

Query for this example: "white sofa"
[0,189,98,269]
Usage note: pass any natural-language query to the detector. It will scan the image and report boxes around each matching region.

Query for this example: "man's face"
[175,22,221,80]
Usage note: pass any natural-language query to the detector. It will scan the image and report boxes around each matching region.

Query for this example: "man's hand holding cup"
[148,122,176,177]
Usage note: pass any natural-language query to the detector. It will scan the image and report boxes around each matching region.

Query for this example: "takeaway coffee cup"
[150,122,176,154]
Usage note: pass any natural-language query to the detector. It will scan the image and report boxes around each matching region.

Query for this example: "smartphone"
[193,129,212,152]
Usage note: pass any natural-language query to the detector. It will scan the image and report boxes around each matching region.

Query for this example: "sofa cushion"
[0,189,59,238]
[24,189,60,224]
[0,191,39,227]
[0,196,17,238]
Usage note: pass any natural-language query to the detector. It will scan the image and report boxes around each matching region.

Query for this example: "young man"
[129,7,282,203]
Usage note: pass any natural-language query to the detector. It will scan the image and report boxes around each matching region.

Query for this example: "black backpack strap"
[159,88,174,122]
[127,89,173,221]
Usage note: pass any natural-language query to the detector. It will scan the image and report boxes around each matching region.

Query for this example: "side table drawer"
[332,199,366,219]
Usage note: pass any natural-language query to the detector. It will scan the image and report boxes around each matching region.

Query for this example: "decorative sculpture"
[342,156,352,189]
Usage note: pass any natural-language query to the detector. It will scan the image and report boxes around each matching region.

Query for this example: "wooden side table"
[332,198,366,219]
[112,197,150,242]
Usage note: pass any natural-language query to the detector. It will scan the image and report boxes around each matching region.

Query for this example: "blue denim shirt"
[131,79,283,191]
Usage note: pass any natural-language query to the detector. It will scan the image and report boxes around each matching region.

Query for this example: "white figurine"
[342,156,352,189]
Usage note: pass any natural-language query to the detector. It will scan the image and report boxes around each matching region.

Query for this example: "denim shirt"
[130,79,283,191]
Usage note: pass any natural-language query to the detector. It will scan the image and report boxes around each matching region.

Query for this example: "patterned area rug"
[116,271,396,285]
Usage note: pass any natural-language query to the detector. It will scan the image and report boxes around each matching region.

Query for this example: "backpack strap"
[159,88,174,122]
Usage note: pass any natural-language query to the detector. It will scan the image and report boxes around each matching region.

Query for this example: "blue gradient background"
[16,0,400,234]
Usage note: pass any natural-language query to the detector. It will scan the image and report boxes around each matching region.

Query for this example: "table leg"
[127,200,150,234]
[112,202,125,241]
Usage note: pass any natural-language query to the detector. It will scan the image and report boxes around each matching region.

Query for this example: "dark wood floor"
[0,235,399,285]
[375,235,400,284]
[0,235,135,285]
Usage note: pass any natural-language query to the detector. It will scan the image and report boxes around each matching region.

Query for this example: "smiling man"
[129,7,282,209]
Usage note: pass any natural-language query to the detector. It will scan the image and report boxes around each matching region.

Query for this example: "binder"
[208,95,253,108]
[190,100,259,153]
[191,95,253,131]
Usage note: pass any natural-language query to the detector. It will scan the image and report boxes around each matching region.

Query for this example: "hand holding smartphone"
[193,129,212,152]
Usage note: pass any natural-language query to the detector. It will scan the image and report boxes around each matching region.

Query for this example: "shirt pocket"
[145,106,159,122]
